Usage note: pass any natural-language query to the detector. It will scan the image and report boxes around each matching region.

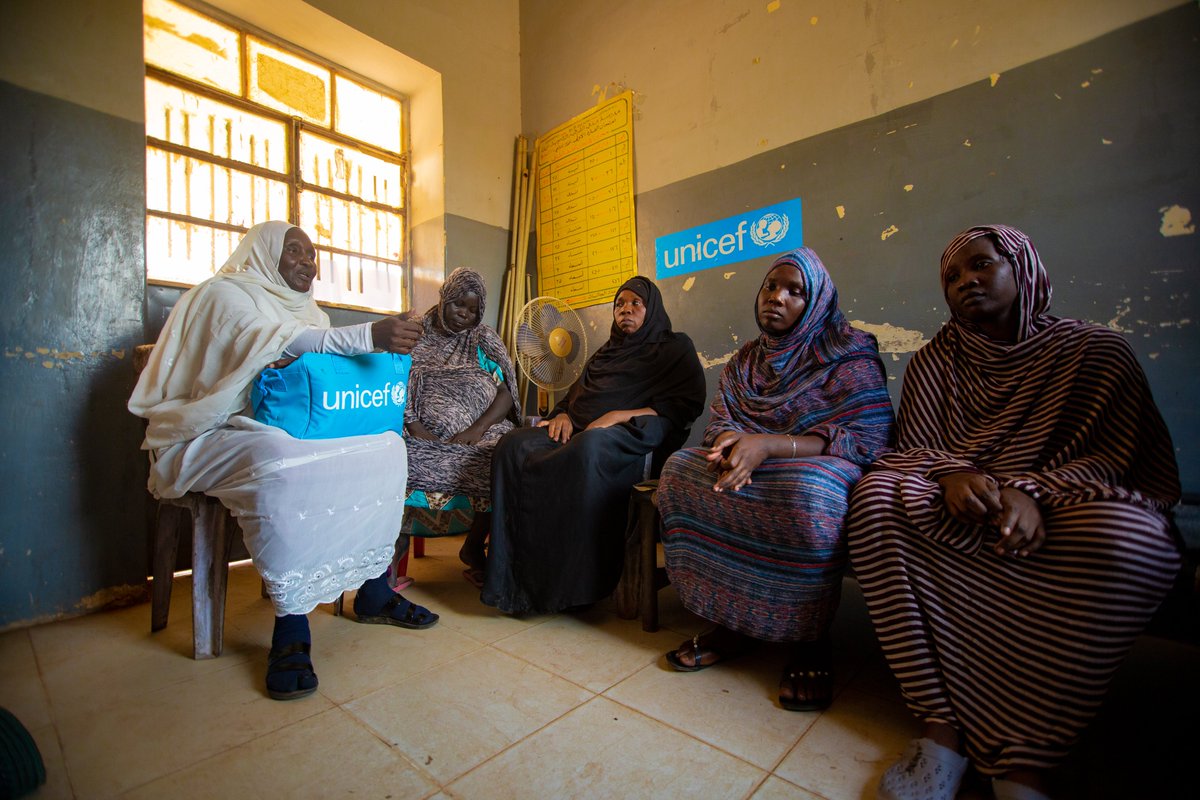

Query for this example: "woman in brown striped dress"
[847,225,1181,800]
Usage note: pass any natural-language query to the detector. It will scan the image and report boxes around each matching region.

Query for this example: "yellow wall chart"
[536,92,636,308]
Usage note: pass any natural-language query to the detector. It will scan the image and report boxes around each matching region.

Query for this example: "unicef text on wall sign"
[654,199,804,280]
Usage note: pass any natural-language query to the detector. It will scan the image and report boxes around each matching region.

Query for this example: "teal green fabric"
[477,346,504,383]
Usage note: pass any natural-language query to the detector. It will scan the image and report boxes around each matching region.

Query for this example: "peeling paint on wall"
[836,205,846,219]
[881,224,900,241]
[849,320,929,353]
[682,276,696,291]
[989,73,1001,87]
[766,0,781,14]
[75,583,145,612]
[723,271,736,279]
[697,348,740,369]
[1159,205,1195,237]
[4,345,126,368]
[1107,297,1133,332]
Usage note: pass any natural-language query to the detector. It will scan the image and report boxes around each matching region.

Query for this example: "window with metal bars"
[143,0,409,313]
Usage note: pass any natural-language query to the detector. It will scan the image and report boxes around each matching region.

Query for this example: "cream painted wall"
[0,0,145,122]
[519,0,1184,194]
[306,0,522,229]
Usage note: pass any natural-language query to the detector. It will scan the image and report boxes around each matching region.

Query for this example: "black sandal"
[266,641,318,701]
[353,594,440,630]
[779,640,833,711]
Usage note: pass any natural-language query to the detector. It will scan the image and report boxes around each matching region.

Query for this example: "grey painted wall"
[0,80,149,627]
[626,6,1199,491]
[445,214,512,330]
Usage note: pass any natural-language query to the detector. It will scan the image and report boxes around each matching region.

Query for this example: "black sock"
[355,571,394,612]
[272,613,310,649]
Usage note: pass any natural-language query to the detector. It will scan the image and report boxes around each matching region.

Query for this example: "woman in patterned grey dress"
[403,268,521,586]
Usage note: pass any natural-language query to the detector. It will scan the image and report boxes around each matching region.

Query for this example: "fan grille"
[515,296,587,391]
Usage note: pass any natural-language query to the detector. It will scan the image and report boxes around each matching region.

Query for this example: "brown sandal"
[664,629,752,672]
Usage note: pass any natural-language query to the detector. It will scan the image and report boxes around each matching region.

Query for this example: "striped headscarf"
[939,224,1052,342]
[874,224,1180,514]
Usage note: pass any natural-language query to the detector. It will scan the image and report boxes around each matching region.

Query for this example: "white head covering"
[129,221,330,449]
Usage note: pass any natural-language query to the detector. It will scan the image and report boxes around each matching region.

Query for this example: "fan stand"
[537,387,556,416]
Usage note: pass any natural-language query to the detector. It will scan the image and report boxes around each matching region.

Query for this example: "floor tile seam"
[337,703,445,790]
[598,693,772,776]
[464,612,563,646]
[42,649,262,725]
[483,641,627,694]
[739,774,769,800]
[398,687,598,789]
[433,616,557,647]
[763,720,815,776]
[105,703,333,798]
[436,693,612,791]
[759,772,838,800]
[20,626,60,729]
[40,720,79,800]
[331,640,513,704]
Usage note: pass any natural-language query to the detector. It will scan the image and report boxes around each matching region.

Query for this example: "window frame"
[143,0,411,314]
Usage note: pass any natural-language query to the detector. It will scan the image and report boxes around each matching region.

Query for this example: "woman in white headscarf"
[130,221,437,701]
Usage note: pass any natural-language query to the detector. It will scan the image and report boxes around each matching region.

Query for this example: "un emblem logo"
[391,382,406,406]
[750,212,789,246]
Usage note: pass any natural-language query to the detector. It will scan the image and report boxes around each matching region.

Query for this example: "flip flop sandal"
[394,575,414,591]
[778,665,833,711]
[266,641,318,701]
[664,633,747,672]
[354,594,440,630]
[462,568,485,590]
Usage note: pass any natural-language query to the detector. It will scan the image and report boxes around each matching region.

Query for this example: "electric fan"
[514,296,588,411]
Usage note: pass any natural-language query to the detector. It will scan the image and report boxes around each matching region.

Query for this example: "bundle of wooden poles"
[498,135,538,411]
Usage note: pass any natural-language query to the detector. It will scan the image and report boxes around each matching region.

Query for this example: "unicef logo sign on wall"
[656,198,803,280]
[750,212,790,247]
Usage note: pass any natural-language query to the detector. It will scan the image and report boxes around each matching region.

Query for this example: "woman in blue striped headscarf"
[657,247,894,711]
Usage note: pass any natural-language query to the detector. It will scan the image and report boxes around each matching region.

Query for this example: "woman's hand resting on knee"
[538,414,574,443]
[992,488,1045,557]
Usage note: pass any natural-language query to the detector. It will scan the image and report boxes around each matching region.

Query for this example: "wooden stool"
[151,492,238,659]
[615,480,670,631]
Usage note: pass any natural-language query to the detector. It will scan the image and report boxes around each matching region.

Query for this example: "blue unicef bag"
[251,352,411,440]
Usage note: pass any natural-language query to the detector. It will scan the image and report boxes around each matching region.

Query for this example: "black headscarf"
[552,276,706,430]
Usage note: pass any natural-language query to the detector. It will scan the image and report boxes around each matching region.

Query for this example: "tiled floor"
[1,535,1195,799]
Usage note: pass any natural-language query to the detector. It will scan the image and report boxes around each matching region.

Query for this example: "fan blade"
[527,351,558,385]
[537,303,563,333]
[546,354,566,387]
[516,322,548,359]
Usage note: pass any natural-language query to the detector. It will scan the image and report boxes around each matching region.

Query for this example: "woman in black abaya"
[481,276,706,614]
